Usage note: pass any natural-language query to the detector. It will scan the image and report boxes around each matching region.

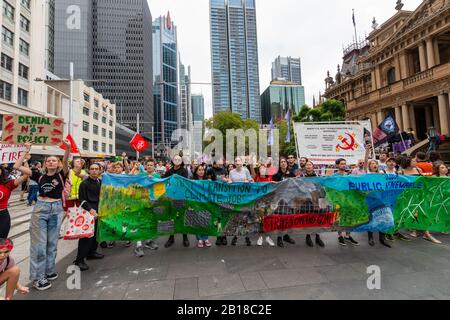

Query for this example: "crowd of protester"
[0,142,449,299]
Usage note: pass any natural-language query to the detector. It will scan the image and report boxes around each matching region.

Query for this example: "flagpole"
[136,113,140,160]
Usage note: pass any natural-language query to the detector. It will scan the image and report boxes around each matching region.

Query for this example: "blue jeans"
[27,185,39,205]
[29,200,64,281]
[196,235,208,241]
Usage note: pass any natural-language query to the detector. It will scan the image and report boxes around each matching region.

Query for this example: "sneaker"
[100,241,108,249]
[424,234,442,244]
[315,235,325,248]
[338,236,347,246]
[216,237,222,246]
[409,231,418,238]
[165,236,175,248]
[283,234,296,245]
[46,273,58,281]
[124,241,132,248]
[385,234,395,242]
[73,260,89,272]
[245,237,252,247]
[394,232,411,241]
[306,235,314,248]
[257,236,263,246]
[277,236,284,248]
[266,236,275,247]
[231,236,238,246]
[183,236,190,248]
[33,279,52,291]
[345,236,360,246]
[107,241,115,248]
[134,246,145,257]
[221,236,228,246]
[197,240,205,248]
[144,240,159,250]
[204,240,212,247]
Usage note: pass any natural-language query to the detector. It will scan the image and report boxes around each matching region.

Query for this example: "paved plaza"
[5,192,450,301]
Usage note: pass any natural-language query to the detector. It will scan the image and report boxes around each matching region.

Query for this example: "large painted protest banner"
[293,122,369,165]
[97,174,450,241]
[1,114,64,145]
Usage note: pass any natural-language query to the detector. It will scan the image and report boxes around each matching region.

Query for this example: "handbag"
[63,201,95,240]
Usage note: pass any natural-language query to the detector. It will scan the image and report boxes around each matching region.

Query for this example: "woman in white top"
[228,157,253,247]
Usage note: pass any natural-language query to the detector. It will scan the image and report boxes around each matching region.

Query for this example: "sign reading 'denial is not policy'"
[1,114,64,145]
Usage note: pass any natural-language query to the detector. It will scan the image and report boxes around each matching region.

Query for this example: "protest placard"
[1,114,64,145]
[0,144,27,164]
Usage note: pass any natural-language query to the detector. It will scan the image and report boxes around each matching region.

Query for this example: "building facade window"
[93,141,98,152]
[2,1,15,21]
[1,26,14,46]
[102,143,106,153]
[102,116,106,124]
[20,15,30,32]
[109,131,113,139]
[18,63,29,79]
[94,99,99,108]
[84,93,90,102]
[93,112,99,120]
[109,144,113,154]
[387,68,396,85]
[109,120,113,127]
[83,107,89,116]
[102,128,106,137]
[17,88,28,106]
[82,138,89,150]
[1,53,13,71]
[19,39,29,56]
[82,121,89,132]
[93,125,99,135]
[21,0,30,10]
[0,80,12,101]
[102,106,107,113]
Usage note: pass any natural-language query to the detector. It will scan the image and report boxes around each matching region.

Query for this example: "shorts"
[63,199,81,212]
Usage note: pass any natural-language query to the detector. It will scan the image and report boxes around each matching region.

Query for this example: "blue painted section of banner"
[102,174,169,200]
[165,175,277,205]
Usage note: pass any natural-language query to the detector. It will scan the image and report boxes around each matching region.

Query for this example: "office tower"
[53,0,153,134]
[153,12,178,146]
[261,80,305,124]
[271,56,302,85]
[191,94,205,122]
[179,62,192,131]
[209,0,261,122]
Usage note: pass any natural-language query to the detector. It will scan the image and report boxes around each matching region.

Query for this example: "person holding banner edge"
[0,142,32,239]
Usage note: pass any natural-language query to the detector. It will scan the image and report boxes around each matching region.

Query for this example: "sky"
[147,0,423,119]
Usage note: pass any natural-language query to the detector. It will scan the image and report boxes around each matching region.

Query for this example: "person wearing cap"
[0,238,29,300]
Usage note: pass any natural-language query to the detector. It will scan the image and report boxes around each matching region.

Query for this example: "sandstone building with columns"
[324,0,450,143]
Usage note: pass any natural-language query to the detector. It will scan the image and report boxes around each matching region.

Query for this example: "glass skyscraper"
[209,0,261,122]
[153,13,179,146]
[191,94,205,122]
[261,81,305,124]
[271,56,303,85]
[54,0,153,134]
[179,63,191,131]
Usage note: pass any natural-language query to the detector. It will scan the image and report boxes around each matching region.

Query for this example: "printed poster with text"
[294,122,366,165]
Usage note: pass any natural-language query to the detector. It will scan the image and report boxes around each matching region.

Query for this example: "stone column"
[409,105,417,138]
[375,66,382,89]
[402,104,410,133]
[441,93,450,135]
[433,39,440,65]
[418,42,428,72]
[426,38,436,68]
[433,103,441,132]
[394,54,401,80]
[399,53,409,79]
[425,107,432,129]
[395,106,403,132]
[371,70,377,91]
[377,111,384,124]
[370,113,378,132]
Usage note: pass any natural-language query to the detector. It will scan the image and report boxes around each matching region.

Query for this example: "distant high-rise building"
[153,12,179,146]
[261,80,305,124]
[179,62,192,131]
[209,0,261,122]
[271,56,302,85]
[54,0,93,80]
[191,94,205,122]
[54,0,153,134]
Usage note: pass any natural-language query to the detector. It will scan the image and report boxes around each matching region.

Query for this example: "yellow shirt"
[68,169,86,200]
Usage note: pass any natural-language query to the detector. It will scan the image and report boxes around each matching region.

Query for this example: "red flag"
[59,134,80,154]
[130,133,150,152]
